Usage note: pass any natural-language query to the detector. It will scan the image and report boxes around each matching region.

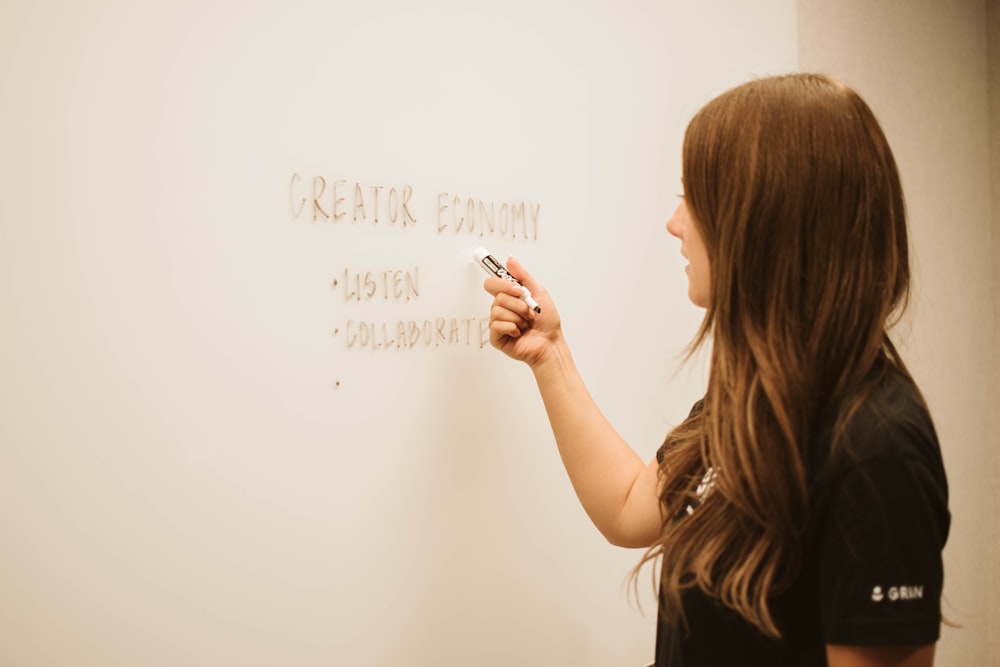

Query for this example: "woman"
[482,74,949,666]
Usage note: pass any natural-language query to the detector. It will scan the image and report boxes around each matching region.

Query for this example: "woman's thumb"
[506,255,541,293]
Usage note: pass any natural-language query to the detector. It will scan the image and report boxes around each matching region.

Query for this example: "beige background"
[799,0,998,664]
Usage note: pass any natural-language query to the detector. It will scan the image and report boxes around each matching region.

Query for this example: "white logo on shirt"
[871,585,924,603]
[684,467,717,516]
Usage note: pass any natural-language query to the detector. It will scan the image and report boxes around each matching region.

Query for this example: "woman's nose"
[666,202,684,238]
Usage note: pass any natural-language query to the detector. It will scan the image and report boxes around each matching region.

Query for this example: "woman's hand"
[482,256,561,367]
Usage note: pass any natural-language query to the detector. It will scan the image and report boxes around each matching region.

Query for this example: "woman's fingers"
[483,275,528,299]
[490,318,523,341]
[485,282,535,318]
[491,294,531,330]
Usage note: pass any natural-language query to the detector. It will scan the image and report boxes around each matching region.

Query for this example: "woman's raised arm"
[484,256,664,548]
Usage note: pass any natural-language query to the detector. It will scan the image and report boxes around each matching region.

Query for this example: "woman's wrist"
[529,335,575,381]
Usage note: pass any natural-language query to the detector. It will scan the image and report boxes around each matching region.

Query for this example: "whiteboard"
[0,1,796,665]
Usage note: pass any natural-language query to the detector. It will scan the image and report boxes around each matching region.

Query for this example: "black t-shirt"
[654,369,950,666]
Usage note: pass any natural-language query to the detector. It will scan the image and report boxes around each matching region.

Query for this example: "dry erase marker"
[473,246,541,313]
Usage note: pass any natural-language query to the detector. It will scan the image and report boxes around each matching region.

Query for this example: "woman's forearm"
[530,338,663,548]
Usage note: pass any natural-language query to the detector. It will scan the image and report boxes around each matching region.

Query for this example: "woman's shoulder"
[813,367,945,482]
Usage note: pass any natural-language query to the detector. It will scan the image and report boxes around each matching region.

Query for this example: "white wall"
[798,1,998,664]
[0,2,797,665]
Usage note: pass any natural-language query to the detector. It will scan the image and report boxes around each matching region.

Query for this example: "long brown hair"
[639,73,912,637]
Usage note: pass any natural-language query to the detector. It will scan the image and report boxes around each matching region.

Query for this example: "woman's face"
[667,199,710,308]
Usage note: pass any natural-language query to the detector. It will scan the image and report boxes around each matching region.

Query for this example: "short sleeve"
[815,440,950,645]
